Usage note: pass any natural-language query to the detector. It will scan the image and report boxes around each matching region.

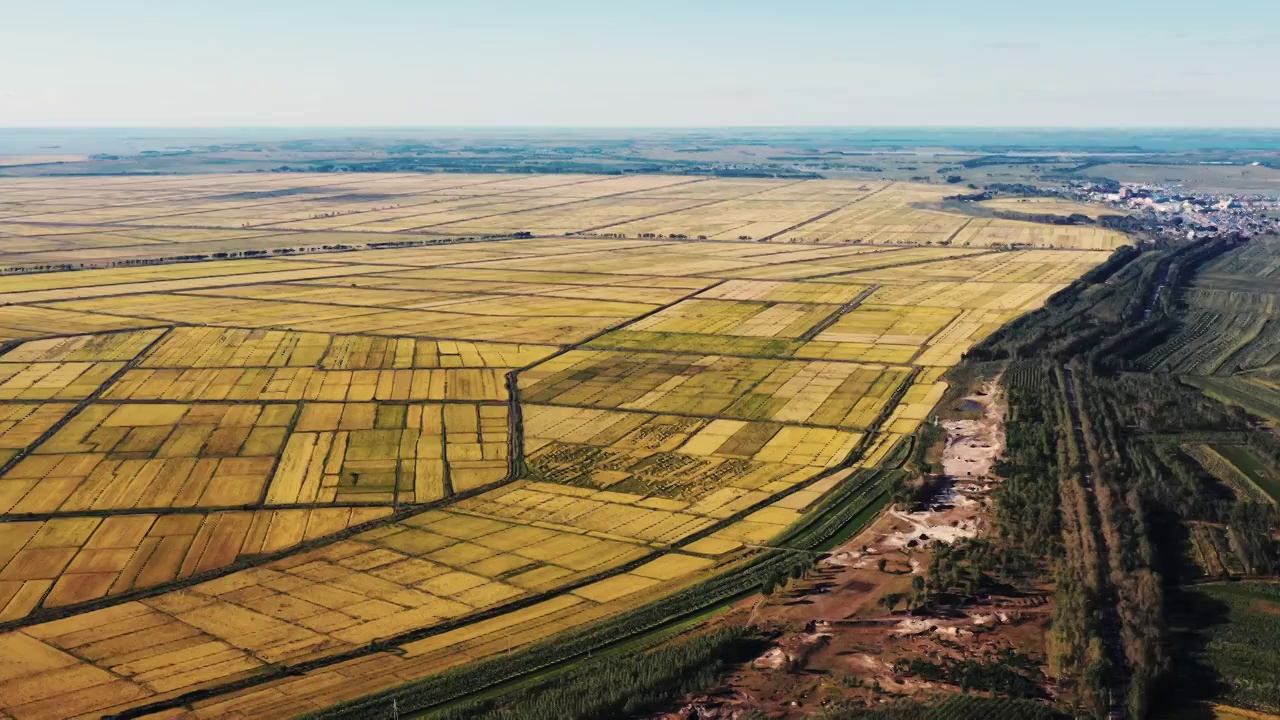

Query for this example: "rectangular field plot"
[104,366,509,402]
[0,506,657,696]
[0,403,77,463]
[522,406,859,500]
[321,336,556,370]
[456,479,719,540]
[46,293,627,344]
[952,218,1129,250]
[0,262,404,306]
[270,403,508,504]
[426,196,711,235]
[628,299,837,339]
[0,305,164,343]
[762,184,953,241]
[352,265,712,291]
[3,403,296,512]
[812,304,960,345]
[775,205,969,245]
[0,329,166,363]
[520,350,910,429]
[979,197,1123,219]
[138,327,557,370]
[586,199,847,241]
[2,401,508,513]
[708,246,985,281]
[883,380,950,435]
[586,329,808,358]
[462,247,760,277]
[866,281,1061,313]
[0,506,394,619]
[912,309,1020,366]
[0,259,312,296]
[185,284,659,318]
[0,361,124,400]
[697,279,871,305]
[297,273,696,305]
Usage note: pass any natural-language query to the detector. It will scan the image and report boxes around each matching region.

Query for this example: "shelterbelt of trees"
[966,233,1280,718]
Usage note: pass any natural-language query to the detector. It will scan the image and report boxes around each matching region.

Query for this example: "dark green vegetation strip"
[1186,375,1280,424]
[891,648,1046,699]
[1212,444,1280,503]
[1166,582,1280,714]
[819,695,1068,720]
[1137,234,1280,378]
[966,234,1280,718]
[421,626,765,720]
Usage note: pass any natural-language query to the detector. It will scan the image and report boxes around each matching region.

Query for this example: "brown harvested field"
[0,173,1127,718]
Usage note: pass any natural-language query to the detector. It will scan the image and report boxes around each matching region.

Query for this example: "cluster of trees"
[943,191,992,202]
[760,554,819,596]
[425,627,762,720]
[924,537,1030,601]
[971,235,1247,368]
[991,362,1064,559]
[878,574,927,614]
[958,235,1279,718]
[891,649,1044,698]
[988,210,1097,226]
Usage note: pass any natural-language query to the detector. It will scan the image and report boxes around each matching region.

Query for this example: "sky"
[2,0,1279,128]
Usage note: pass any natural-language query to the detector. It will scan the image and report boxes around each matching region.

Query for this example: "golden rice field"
[978,196,1124,219]
[0,173,1127,718]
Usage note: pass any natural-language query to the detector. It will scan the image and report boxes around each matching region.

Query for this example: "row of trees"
[957,236,1279,718]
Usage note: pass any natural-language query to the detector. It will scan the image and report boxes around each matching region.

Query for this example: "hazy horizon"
[4,125,1280,130]
[5,0,1279,128]
[6,126,1280,156]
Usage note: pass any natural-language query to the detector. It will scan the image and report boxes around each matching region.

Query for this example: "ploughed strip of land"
[0,173,1126,718]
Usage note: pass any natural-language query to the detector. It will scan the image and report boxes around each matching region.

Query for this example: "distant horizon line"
[3,125,1280,131]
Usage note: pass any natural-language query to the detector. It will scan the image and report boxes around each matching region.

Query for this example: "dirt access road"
[659,380,1054,719]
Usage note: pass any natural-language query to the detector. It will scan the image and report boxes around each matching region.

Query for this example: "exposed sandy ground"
[658,380,1055,719]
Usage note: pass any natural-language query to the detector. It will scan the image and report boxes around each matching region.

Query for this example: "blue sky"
[2,0,1278,127]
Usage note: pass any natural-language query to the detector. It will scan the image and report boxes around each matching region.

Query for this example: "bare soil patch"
[658,380,1056,719]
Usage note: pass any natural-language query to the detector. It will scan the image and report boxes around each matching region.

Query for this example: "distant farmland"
[979,196,1123,220]
[0,173,1126,718]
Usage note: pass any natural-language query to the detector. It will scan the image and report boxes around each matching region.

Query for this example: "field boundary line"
[1,500,406,523]
[0,276,723,630]
[522,400,876,432]
[248,173,635,230]
[571,178,811,235]
[799,248,1006,281]
[797,284,881,343]
[758,182,894,242]
[0,397,510,407]
[405,177,715,232]
[0,173,387,223]
[101,357,918,720]
[0,328,173,481]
